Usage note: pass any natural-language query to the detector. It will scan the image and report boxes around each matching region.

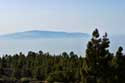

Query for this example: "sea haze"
[0,30,90,56]
[0,30,123,56]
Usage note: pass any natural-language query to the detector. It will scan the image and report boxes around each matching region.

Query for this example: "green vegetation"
[81,29,125,83]
[0,51,82,82]
[0,29,125,83]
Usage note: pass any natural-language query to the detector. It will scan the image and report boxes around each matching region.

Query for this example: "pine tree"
[115,46,125,83]
[81,29,114,83]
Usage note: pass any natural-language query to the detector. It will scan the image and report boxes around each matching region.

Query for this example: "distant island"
[0,30,89,39]
[0,29,125,83]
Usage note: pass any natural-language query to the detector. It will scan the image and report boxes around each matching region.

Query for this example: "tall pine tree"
[115,46,125,83]
[81,29,114,83]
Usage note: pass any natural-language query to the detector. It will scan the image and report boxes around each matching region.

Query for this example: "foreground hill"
[0,30,89,39]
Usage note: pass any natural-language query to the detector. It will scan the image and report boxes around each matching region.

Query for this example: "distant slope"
[0,30,89,39]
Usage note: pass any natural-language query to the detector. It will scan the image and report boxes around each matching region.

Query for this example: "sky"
[0,0,124,35]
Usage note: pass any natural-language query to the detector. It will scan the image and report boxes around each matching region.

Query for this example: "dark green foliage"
[0,51,82,82]
[81,29,115,83]
[115,46,125,83]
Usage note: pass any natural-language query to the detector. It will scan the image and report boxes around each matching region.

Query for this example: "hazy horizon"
[0,0,124,55]
[0,29,88,36]
[0,0,124,35]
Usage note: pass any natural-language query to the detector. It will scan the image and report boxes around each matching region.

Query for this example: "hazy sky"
[0,0,124,35]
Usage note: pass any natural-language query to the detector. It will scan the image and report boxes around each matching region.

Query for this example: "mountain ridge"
[0,30,89,39]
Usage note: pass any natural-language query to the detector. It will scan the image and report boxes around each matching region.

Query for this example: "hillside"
[0,30,89,39]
